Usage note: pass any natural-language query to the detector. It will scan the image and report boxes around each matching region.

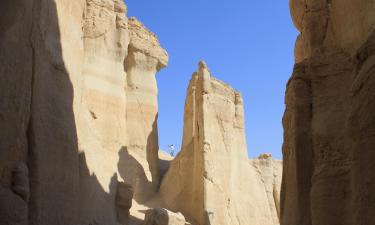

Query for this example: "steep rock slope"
[0,1,283,225]
[250,154,283,225]
[0,0,167,224]
[282,1,375,225]
[160,62,281,225]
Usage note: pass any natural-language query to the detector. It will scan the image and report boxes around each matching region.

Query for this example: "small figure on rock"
[168,144,175,157]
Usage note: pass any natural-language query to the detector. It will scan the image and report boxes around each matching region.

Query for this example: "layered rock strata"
[0,0,167,224]
[0,0,284,225]
[160,62,281,225]
[282,1,375,225]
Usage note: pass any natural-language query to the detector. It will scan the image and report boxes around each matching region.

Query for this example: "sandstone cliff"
[282,1,375,225]
[159,62,282,225]
[0,0,167,224]
[0,1,283,225]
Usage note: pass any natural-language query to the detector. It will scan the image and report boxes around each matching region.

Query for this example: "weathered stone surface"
[250,154,283,225]
[77,2,168,225]
[0,1,285,225]
[0,186,28,225]
[78,0,129,223]
[0,163,29,225]
[116,182,133,224]
[281,1,375,225]
[144,208,188,225]
[0,1,85,225]
[160,62,281,225]
[125,17,169,194]
[0,0,167,224]
[290,0,375,60]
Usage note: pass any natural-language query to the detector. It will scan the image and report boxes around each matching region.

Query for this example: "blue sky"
[125,0,298,159]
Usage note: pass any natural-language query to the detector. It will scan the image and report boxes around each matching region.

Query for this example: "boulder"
[144,209,188,225]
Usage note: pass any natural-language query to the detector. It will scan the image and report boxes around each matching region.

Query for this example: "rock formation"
[143,208,189,225]
[160,62,282,225]
[282,1,375,225]
[250,154,282,225]
[116,182,134,224]
[0,163,29,225]
[0,0,167,224]
[0,0,283,225]
[125,17,168,193]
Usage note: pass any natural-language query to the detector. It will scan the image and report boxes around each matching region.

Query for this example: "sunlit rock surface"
[0,1,282,225]
[160,62,282,225]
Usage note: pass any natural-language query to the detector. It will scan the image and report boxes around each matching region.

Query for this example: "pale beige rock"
[77,2,169,224]
[78,1,130,223]
[0,0,168,224]
[250,154,283,225]
[125,17,169,195]
[0,1,284,225]
[160,62,281,225]
[127,18,168,70]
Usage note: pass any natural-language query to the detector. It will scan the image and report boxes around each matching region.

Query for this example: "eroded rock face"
[0,0,284,224]
[160,62,281,225]
[0,0,167,224]
[250,154,283,225]
[78,2,168,225]
[116,182,134,224]
[281,1,375,225]
[125,17,168,193]
[78,3,168,225]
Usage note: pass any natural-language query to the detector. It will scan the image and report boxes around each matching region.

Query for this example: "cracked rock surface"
[160,62,282,225]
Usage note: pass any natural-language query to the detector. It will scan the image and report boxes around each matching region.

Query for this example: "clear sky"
[125,0,299,159]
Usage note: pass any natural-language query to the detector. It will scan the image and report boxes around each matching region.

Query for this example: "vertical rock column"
[281,63,313,225]
[349,31,375,225]
[125,18,168,193]
[0,0,33,220]
[159,70,205,225]
[0,0,86,224]
[79,0,130,224]
[282,0,375,225]
[0,0,33,206]
[160,62,277,225]
[27,0,85,224]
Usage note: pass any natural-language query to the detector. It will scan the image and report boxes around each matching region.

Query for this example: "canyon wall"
[160,62,282,225]
[281,0,375,225]
[0,0,167,224]
[0,1,283,225]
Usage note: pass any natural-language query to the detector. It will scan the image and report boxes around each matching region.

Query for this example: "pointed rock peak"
[235,92,244,105]
[198,60,211,76]
[199,60,208,71]
[197,61,211,93]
